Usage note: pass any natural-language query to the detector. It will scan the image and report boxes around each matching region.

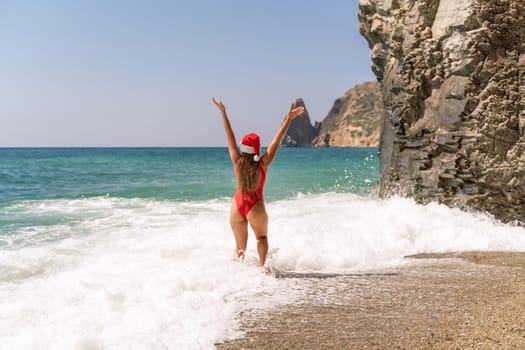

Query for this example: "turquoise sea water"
[0,147,378,249]
[2,147,525,348]
[0,147,379,204]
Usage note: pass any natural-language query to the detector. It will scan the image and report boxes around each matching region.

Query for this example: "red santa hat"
[239,133,261,161]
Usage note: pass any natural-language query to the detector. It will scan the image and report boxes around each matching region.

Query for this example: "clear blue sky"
[0,1,374,147]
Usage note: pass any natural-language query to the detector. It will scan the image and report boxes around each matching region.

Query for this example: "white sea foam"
[270,193,525,271]
[0,194,524,349]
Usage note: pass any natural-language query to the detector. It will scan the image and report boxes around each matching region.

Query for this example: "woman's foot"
[261,265,271,275]
[233,248,245,261]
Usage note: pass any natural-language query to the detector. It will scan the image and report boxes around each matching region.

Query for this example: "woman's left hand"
[212,97,226,113]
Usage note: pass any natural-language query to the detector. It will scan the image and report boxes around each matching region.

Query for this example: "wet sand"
[217,252,525,349]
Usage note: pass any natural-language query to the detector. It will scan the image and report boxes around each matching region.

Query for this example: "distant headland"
[282,81,382,148]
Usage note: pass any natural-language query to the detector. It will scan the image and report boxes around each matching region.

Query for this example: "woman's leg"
[247,202,269,267]
[230,201,248,259]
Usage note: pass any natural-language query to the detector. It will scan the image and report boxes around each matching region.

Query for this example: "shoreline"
[217,251,525,349]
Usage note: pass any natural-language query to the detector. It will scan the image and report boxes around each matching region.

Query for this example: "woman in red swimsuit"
[212,97,304,272]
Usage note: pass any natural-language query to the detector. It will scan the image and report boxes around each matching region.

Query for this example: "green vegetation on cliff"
[312,81,383,147]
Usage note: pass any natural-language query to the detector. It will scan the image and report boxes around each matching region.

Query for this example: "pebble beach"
[217,252,525,349]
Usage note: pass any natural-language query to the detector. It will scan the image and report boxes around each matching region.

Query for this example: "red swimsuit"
[234,165,266,219]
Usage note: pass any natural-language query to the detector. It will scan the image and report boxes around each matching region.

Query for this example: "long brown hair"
[237,153,260,193]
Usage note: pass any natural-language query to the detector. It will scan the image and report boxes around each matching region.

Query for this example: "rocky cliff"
[359,0,524,223]
[312,81,382,147]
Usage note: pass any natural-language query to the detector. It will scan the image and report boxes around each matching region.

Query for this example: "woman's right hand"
[286,105,305,120]
[212,97,226,113]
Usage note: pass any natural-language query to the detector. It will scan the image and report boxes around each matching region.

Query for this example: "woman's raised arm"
[213,97,241,165]
[261,104,304,169]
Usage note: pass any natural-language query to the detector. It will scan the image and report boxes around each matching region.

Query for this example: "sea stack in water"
[282,98,320,147]
[358,0,525,223]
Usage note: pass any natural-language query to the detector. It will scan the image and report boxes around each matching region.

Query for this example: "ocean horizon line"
[0,146,379,149]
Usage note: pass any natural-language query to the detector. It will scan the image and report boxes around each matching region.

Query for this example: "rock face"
[282,98,320,147]
[359,0,525,223]
[312,81,382,147]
